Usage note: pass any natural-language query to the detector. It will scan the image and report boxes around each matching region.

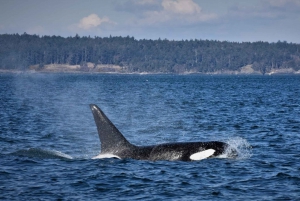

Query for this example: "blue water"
[1,73,300,200]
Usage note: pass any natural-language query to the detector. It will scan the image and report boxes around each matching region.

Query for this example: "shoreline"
[1,69,300,76]
[1,63,300,75]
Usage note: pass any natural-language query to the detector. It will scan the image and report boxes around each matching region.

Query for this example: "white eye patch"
[189,149,215,161]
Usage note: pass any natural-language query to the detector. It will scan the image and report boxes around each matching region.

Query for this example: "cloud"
[161,0,201,15]
[77,14,113,30]
[263,0,300,18]
[209,0,300,43]
[115,0,216,27]
[228,0,300,20]
[228,5,277,19]
[145,0,217,26]
[266,0,300,8]
[26,25,46,35]
[115,0,161,18]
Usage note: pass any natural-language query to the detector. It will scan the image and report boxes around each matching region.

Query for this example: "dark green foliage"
[0,33,299,73]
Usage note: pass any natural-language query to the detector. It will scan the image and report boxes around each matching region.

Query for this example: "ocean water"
[0,73,299,200]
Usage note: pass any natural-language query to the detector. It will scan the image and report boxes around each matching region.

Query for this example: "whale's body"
[90,104,237,161]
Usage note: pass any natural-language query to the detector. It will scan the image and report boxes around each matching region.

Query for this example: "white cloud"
[77,14,112,30]
[132,0,217,26]
[162,0,201,15]
[26,25,46,35]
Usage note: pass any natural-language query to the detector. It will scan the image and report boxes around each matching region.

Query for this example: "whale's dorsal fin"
[90,104,132,154]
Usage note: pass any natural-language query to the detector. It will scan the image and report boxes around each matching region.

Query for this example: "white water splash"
[50,150,74,159]
[13,148,73,159]
[224,137,253,159]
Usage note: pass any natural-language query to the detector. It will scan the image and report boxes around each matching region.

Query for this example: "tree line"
[1,33,300,74]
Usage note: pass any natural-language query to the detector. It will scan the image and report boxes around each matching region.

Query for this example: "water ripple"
[1,74,300,200]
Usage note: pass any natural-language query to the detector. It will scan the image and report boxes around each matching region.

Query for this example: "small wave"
[224,137,252,159]
[12,148,73,160]
[92,153,121,159]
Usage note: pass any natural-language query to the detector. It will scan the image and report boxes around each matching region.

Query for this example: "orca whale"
[90,104,237,161]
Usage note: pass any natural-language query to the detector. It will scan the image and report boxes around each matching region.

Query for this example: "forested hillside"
[1,33,300,74]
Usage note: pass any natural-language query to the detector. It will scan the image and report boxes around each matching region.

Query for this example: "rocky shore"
[1,63,300,75]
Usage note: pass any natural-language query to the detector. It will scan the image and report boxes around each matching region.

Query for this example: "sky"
[1,0,300,43]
